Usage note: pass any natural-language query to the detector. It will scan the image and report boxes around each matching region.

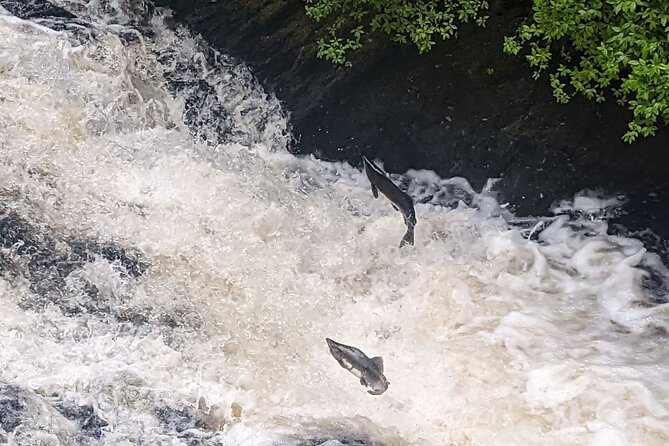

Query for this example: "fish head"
[366,374,390,395]
[362,156,385,179]
[326,338,346,359]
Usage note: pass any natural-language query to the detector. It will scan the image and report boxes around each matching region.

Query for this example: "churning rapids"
[1,1,669,445]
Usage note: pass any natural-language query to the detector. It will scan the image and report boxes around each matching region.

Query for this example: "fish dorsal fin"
[371,356,384,372]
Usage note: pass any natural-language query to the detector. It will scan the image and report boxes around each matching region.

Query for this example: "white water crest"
[0,1,668,445]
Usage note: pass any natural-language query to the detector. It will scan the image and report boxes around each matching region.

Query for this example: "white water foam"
[0,1,668,445]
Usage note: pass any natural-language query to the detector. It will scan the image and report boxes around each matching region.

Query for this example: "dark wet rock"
[118,29,143,44]
[158,304,204,330]
[506,217,553,242]
[55,403,107,438]
[1,0,154,45]
[69,241,148,279]
[0,206,207,338]
[0,383,81,444]
[156,50,232,144]
[117,307,152,326]
[0,0,76,20]
[154,403,227,445]
[154,0,669,264]
[0,0,94,40]
[156,405,212,433]
[54,402,108,439]
[0,386,24,432]
[0,205,149,321]
[639,259,669,305]
[290,419,397,446]
[399,174,477,208]
[301,437,378,446]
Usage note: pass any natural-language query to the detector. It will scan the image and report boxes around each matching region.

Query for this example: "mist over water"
[0,1,668,445]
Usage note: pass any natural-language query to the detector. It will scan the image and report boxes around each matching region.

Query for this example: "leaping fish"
[362,156,416,247]
[326,337,389,395]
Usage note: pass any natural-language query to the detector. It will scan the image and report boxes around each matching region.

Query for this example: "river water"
[0,1,668,445]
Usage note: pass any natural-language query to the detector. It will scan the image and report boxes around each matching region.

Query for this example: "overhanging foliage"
[305,0,669,143]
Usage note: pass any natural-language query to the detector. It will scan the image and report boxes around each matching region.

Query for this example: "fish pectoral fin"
[371,184,379,199]
[359,377,367,386]
[371,356,384,372]
[391,203,398,211]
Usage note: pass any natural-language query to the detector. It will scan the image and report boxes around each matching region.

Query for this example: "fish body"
[326,337,389,395]
[362,156,416,247]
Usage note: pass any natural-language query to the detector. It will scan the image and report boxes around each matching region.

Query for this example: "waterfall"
[0,1,667,445]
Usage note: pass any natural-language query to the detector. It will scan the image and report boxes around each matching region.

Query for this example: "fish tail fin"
[399,229,414,248]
